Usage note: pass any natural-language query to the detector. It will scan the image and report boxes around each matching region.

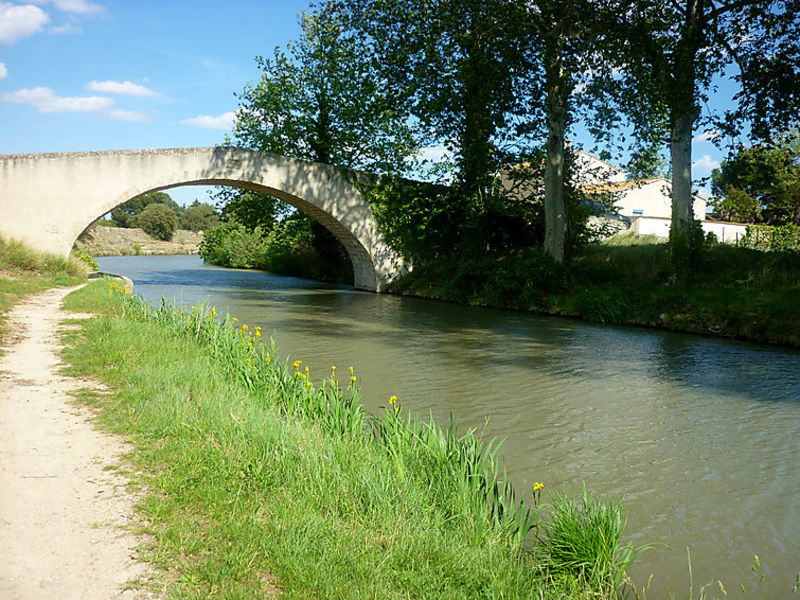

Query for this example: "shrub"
[743,224,800,251]
[130,203,178,241]
[180,202,220,231]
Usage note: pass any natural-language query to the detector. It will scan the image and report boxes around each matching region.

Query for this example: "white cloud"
[0,61,7,79]
[181,111,236,130]
[108,108,150,122]
[0,2,49,44]
[49,21,81,34]
[693,130,719,143]
[87,79,159,96]
[692,154,721,176]
[1,86,112,113]
[48,0,104,15]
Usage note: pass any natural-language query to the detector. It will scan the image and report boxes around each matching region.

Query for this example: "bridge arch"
[0,147,403,291]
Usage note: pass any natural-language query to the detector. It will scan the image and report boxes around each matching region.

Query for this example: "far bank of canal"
[97,254,800,596]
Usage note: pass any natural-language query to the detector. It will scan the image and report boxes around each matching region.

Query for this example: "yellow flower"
[292,360,302,369]
[349,376,357,384]
[305,365,309,373]
[389,395,398,405]
[533,482,544,492]
[247,342,253,348]
[348,366,354,375]
[245,358,251,364]
[306,381,312,388]
[232,317,239,322]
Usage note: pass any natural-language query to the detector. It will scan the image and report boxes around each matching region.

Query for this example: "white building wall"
[632,216,747,244]
[615,179,707,220]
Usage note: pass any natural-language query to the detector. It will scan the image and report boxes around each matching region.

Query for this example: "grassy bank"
[0,235,92,345]
[391,235,800,348]
[59,280,638,598]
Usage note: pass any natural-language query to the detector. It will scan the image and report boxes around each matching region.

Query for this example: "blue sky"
[1,0,728,206]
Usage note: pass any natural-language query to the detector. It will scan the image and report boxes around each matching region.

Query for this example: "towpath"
[0,286,154,599]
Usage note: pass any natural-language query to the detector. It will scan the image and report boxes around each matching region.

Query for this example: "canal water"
[97,254,800,596]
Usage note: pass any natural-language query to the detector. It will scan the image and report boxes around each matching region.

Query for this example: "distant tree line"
[107,192,220,240]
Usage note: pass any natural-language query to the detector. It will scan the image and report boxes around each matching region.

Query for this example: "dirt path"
[0,286,154,599]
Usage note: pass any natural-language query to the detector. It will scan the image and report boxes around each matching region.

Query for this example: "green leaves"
[232,2,416,175]
[712,133,800,226]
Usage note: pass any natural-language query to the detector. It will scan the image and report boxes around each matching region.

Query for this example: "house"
[503,150,745,241]
[582,177,708,221]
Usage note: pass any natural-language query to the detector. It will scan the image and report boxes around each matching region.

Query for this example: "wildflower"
[292,360,302,369]
[254,326,261,339]
[306,381,312,388]
[331,365,336,375]
[349,376,357,384]
[247,342,253,348]
[533,482,544,492]
[389,395,399,416]
[245,358,251,364]
[232,317,239,322]
[348,366,354,374]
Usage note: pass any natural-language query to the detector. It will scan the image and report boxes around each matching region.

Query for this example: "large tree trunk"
[669,106,694,268]
[543,48,568,263]
[668,0,701,271]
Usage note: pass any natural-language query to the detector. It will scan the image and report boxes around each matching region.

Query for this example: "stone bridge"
[0,147,404,291]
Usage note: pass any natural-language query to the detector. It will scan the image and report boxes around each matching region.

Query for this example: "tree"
[232,1,415,174]
[604,0,800,268]
[130,203,178,241]
[711,132,800,224]
[180,201,220,231]
[212,188,288,231]
[347,0,531,197]
[111,191,182,228]
[520,0,615,263]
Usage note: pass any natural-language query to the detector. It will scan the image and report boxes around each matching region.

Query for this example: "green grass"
[59,280,637,599]
[392,236,800,347]
[0,235,93,346]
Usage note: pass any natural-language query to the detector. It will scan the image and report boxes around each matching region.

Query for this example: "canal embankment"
[56,278,637,599]
[73,224,202,257]
[389,239,800,349]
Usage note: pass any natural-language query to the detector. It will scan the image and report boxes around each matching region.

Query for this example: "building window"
[632,209,644,216]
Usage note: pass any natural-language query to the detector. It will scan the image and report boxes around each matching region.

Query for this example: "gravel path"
[0,286,154,599]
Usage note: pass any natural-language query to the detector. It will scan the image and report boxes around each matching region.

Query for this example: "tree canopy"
[130,202,179,241]
[598,0,800,267]
[180,201,220,232]
[110,191,182,228]
[231,0,415,173]
[711,132,800,225]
